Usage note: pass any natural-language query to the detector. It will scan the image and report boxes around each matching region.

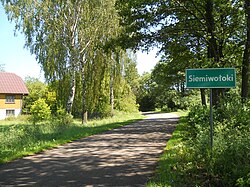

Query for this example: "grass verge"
[147,115,189,187]
[0,112,144,163]
[148,109,250,186]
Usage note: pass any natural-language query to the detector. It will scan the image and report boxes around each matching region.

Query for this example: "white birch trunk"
[81,54,88,124]
[110,53,116,116]
[66,71,76,114]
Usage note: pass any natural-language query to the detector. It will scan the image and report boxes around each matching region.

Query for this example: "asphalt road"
[0,113,179,187]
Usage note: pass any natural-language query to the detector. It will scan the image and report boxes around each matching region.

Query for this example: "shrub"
[115,83,139,113]
[30,98,51,124]
[236,173,250,187]
[54,107,73,125]
[186,105,210,140]
[184,96,250,186]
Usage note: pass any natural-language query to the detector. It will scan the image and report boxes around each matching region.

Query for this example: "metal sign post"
[186,68,236,149]
[209,89,213,148]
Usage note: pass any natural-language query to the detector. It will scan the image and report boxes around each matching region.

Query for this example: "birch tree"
[2,0,139,122]
[2,0,120,117]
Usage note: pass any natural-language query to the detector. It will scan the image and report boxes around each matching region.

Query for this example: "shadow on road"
[0,114,179,187]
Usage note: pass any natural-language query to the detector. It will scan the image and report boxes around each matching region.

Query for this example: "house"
[0,72,29,119]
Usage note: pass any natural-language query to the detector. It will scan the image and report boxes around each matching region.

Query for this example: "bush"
[115,83,139,113]
[236,173,250,187]
[138,95,155,111]
[30,98,51,124]
[148,96,249,186]
[183,96,250,186]
[54,107,73,125]
[93,103,112,119]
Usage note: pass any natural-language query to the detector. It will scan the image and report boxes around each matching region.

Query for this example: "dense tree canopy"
[2,0,250,114]
[1,2,249,185]
[1,0,139,121]
[116,0,250,104]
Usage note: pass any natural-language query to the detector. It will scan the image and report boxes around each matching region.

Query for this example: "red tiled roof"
[0,72,29,94]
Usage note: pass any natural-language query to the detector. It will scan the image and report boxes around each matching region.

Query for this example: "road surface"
[0,113,179,187]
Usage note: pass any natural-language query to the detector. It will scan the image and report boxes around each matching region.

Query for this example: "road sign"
[186,68,236,149]
[186,68,236,88]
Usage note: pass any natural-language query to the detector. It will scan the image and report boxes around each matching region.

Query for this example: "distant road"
[0,113,179,187]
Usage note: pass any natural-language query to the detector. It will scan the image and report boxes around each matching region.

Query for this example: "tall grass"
[0,112,144,163]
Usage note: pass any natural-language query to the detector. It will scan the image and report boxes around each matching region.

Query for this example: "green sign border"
[186,68,236,88]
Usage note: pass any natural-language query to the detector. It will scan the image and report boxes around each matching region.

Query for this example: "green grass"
[172,109,188,117]
[148,109,250,186]
[0,112,144,163]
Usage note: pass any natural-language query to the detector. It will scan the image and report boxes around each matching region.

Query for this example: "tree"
[30,98,51,124]
[242,0,250,101]
[116,0,246,105]
[113,50,139,113]
[2,0,133,123]
[124,50,140,97]
[23,77,47,114]
[137,73,156,111]
[23,77,57,114]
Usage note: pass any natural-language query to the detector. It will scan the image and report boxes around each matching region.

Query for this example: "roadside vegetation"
[1,1,250,186]
[0,111,143,163]
[148,93,250,187]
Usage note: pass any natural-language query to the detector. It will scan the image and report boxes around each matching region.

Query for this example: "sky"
[0,5,159,82]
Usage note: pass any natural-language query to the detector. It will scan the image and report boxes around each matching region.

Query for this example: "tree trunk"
[110,54,115,116]
[242,0,250,102]
[81,55,88,124]
[205,0,222,107]
[200,89,207,106]
[205,0,218,62]
[110,71,114,116]
[181,81,185,97]
[66,70,76,114]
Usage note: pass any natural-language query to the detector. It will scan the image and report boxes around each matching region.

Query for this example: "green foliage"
[124,51,140,96]
[138,95,156,112]
[155,90,182,112]
[116,0,244,68]
[185,95,250,185]
[23,77,47,113]
[137,70,200,112]
[114,79,138,113]
[151,61,202,112]
[215,93,250,129]
[45,89,57,114]
[23,77,59,115]
[137,72,156,111]
[150,94,250,186]
[2,0,139,120]
[95,105,112,119]
[236,173,250,187]
[53,107,73,126]
[30,98,51,124]
[116,0,249,106]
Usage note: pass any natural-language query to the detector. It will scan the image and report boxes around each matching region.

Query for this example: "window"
[6,110,15,116]
[5,95,15,103]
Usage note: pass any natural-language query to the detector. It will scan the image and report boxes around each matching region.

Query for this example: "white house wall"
[0,109,22,120]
